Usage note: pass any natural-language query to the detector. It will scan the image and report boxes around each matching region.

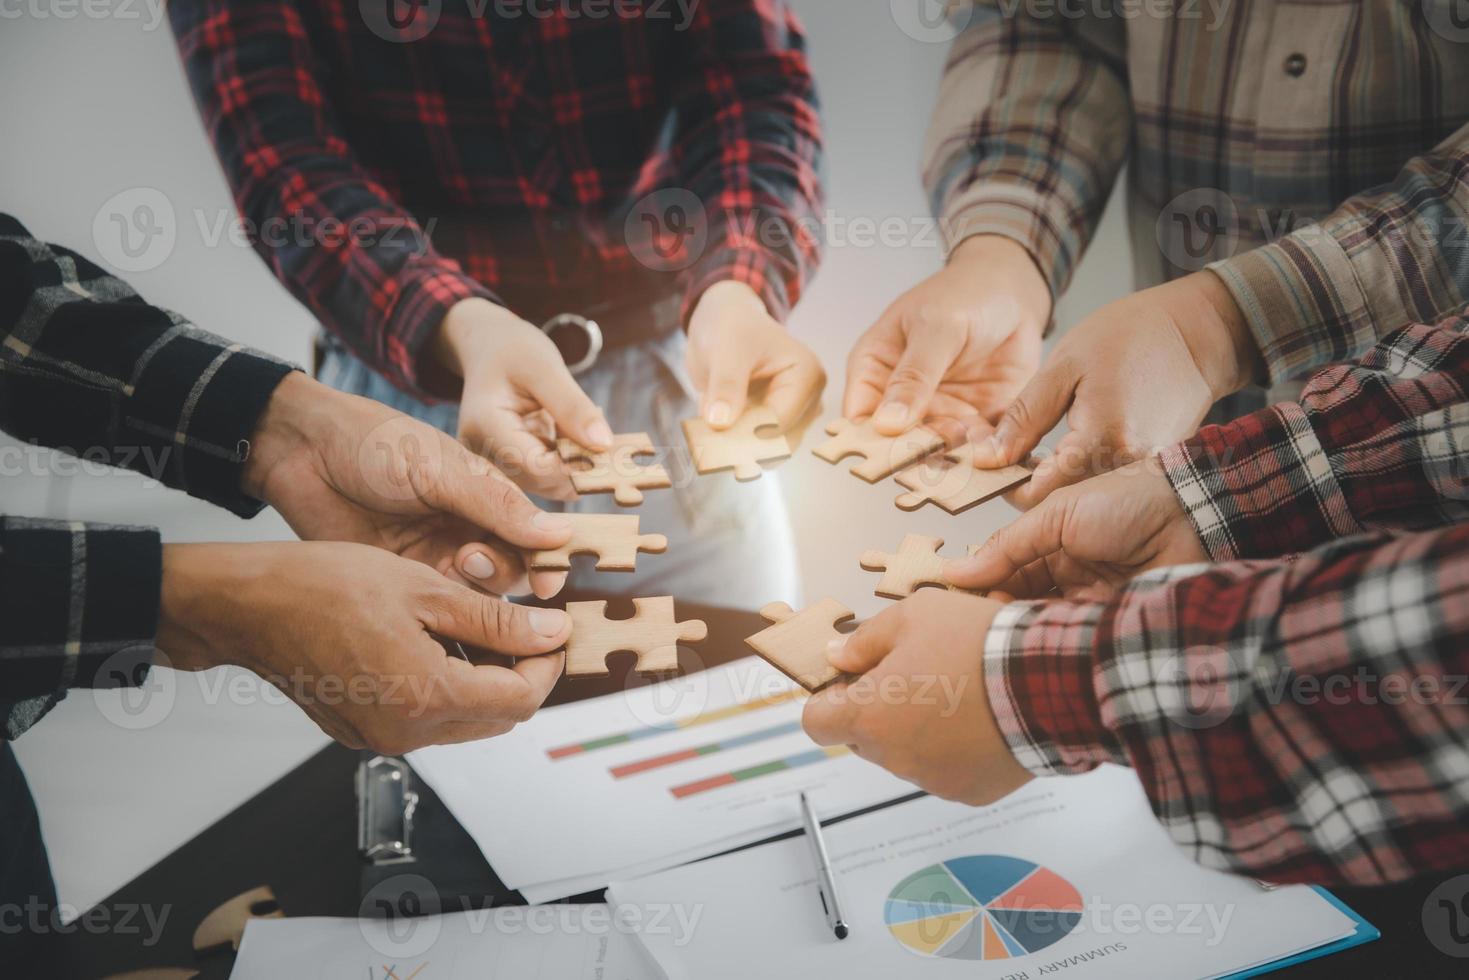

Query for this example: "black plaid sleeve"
[1,517,162,738]
[0,214,298,517]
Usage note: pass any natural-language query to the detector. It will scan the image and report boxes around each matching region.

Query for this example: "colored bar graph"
[609,721,803,779]
[545,689,803,760]
[669,745,851,799]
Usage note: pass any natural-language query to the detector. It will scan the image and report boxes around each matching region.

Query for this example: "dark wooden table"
[43,599,1469,978]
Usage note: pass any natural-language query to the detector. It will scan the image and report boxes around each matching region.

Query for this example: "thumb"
[698,344,757,430]
[825,603,904,675]
[975,358,1078,467]
[522,356,613,451]
[871,323,968,435]
[943,502,1066,590]
[432,585,573,656]
[432,438,574,551]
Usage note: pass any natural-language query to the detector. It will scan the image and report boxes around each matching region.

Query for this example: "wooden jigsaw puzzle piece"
[744,598,854,692]
[860,534,984,599]
[564,596,707,678]
[812,417,945,483]
[894,441,1031,514]
[529,513,668,571]
[558,432,672,507]
[681,405,791,481]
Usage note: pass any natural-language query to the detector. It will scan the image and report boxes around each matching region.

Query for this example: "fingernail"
[825,636,848,662]
[586,419,614,448]
[534,571,569,600]
[530,608,568,637]
[706,400,733,427]
[876,401,909,428]
[462,551,496,580]
[532,511,572,532]
[984,433,1007,460]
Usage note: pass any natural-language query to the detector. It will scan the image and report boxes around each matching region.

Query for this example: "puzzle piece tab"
[564,596,706,678]
[812,417,945,483]
[744,598,855,692]
[558,432,672,506]
[894,441,1031,514]
[529,514,668,572]
[682,405,791,481]
[859,534,983,599]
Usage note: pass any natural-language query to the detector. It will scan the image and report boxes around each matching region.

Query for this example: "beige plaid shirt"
[925,0,1469,382]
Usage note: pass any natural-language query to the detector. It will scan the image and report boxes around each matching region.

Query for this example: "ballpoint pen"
[799,791,850,940]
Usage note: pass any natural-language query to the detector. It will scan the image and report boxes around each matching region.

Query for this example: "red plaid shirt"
[985,312,1469,887]
[170,0,823,399]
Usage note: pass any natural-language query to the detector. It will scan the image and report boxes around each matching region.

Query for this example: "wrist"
[692,279,770,321]
[431,297,519,378]
[1184,270,1267,398]
[156,543,262,672]
[948,234,1053,331]
[240,371,335,502]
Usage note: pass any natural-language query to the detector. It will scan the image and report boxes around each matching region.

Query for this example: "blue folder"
[1220,887,1379,979]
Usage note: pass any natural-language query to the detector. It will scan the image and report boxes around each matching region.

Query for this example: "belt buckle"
[541,313,604,377]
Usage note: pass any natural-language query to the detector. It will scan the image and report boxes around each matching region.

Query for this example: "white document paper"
[609,766,1362,980]
[229,905,659,980]
[407,657,917,901]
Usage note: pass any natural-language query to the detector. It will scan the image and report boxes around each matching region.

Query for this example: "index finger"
[762,355,827,434]
[442,649,564,725]
[802,682,859,747]
[943,501,1068,591]
[435,431,575,548]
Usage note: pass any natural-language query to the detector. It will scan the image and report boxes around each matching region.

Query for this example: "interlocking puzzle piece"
[529,513,668,572]
[558,432,672,506]
[812,417,945,483]
[681,405,791,481]
[894,441,1031,514]
[564,596,707,678]
[859,534,984,599]
[744,598,855,693]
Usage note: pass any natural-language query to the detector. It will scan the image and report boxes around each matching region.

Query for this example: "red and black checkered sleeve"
[1159,311,1469,561]
[671,0,824,322]
[169,0,497,399]
[983,526,1469,886]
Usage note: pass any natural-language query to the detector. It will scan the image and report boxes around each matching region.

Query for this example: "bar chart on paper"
[407,658,917,902]
[884,855,1084,961]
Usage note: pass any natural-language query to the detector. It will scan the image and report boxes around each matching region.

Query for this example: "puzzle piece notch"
[564,596,707,678]
[558,432,673,506]
[682,405,792,481]
[744,598,855,692]
[812,417,946,483]
[529,514,668,571]
[894,441,1032,514]
[859,534,984,599]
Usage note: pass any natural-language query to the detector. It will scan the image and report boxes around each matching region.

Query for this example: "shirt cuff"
[938,187,1072,304]
[380,262,499,402]
[1159,403,1362,562]
[982,600,1126,778]
[0,517,162,731]
[1208,227,1376,385]
[681,242,795,325]
[127,341,298,519]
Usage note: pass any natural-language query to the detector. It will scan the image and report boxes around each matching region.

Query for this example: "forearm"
[1160,311,1469,561]
[0,216,297,516]
[1210,120,1469,384]
[673,0,823,321]
[984,526,1469,886]
[924,6,1131,300]
[170,0,496,398]
[0,516,162,738]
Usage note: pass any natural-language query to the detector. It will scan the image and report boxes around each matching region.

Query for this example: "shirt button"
[1283,52,1307,78]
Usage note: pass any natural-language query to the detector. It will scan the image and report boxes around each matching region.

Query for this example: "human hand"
[686,280,826,440]
[432,297,614,500]
[945,460,1207,600]
[802,591,1033,805]
[975,270,1264,508]
[157,541,572,753]
[843,235,1050,437]
[243,372,573,599]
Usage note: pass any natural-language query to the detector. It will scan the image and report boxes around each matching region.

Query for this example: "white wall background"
[0,3,1132,916]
